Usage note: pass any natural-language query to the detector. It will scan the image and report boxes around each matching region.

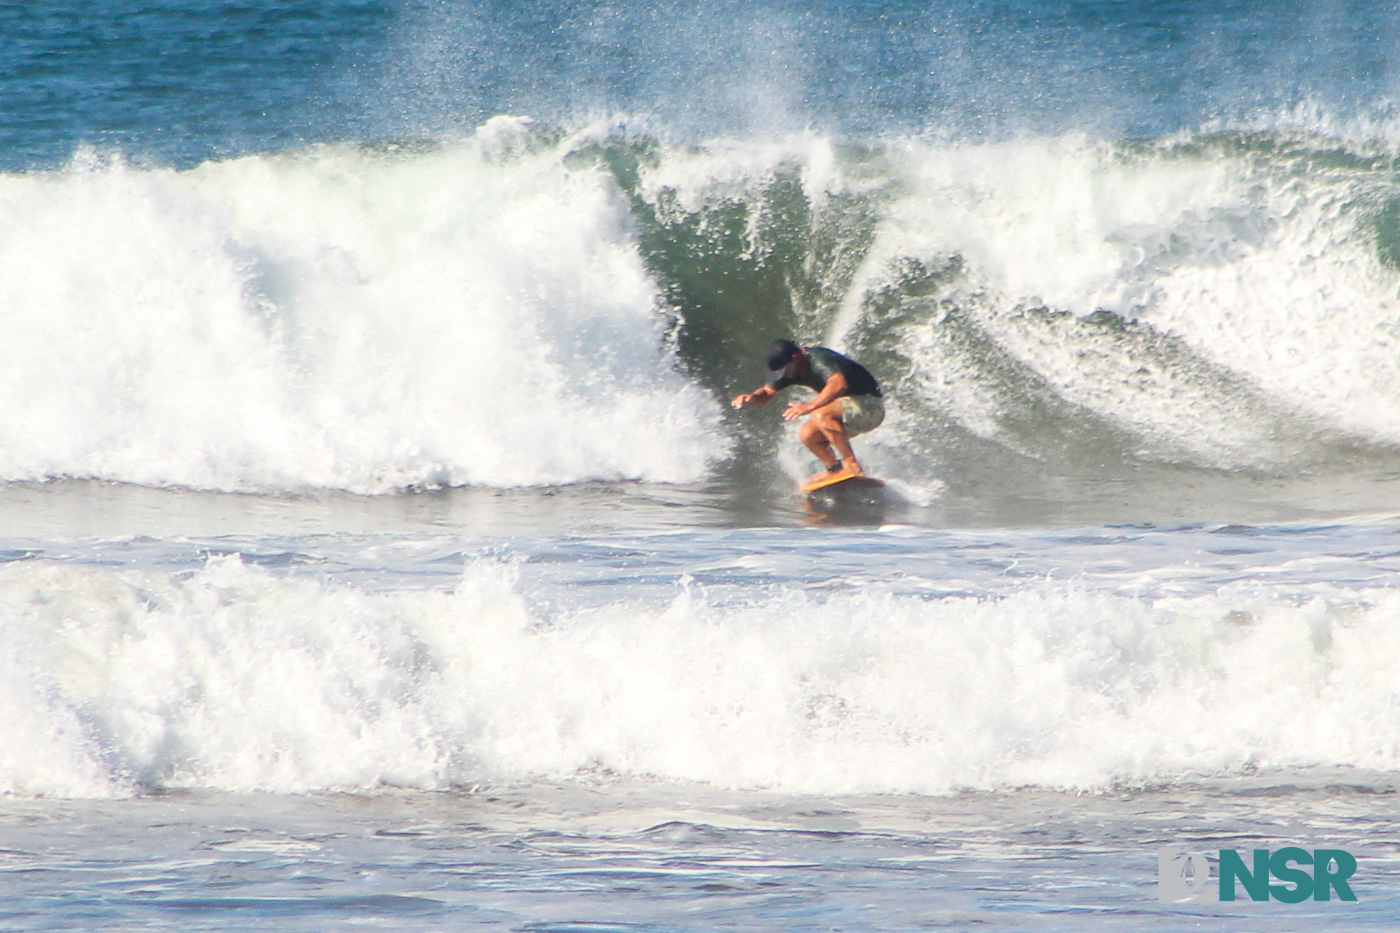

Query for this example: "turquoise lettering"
[1268,847,1313,903]
[1314,849,1358,901]
[1218,849,1270,902]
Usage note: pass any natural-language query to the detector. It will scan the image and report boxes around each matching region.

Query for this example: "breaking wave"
[3,116,1400,495]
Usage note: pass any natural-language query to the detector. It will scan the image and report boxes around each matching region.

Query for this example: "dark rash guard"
[767,346,881,397]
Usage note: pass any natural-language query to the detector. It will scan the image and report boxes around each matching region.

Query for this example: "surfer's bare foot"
[804,462,863,487]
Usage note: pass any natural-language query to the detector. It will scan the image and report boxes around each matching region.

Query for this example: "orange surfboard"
[801,472,885,494]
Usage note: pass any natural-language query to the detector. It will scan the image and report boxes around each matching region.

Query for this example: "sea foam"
[0,123,728,493]
[4,553,1398,798]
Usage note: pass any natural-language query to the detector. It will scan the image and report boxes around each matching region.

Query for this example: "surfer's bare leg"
[800,401,863,478]
[798,418,840,471]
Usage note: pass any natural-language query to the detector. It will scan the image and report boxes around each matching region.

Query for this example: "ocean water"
[5,1,1400,929]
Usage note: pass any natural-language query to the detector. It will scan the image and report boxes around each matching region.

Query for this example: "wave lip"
[4,554,1398,799]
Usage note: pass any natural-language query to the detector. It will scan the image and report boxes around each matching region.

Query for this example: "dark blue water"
[0,0,391,168]
[7,0,1400,171]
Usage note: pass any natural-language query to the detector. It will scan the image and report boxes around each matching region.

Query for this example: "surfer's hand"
[783,402,808,421]
[733,386,777,409]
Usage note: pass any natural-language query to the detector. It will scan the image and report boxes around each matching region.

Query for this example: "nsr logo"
[1159,847,1358,903]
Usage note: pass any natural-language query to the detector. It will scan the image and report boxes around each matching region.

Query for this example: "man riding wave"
[731,339,884,488]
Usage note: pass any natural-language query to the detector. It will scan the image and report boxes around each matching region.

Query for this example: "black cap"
[765,339,800,384]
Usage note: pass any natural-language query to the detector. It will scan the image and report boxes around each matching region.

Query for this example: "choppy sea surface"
[6,1,1400,929]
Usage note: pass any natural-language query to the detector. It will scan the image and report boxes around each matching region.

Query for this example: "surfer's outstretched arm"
[731,385,778,408]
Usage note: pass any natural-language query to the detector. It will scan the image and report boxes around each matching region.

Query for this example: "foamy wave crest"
[4,555,1400,798]
[872,129,1400,461]
[0,118,728,493]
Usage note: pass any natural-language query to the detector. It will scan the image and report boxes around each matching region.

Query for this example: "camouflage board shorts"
[838,394,885,437]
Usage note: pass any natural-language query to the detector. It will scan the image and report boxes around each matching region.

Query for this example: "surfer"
[731,339,884,487]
